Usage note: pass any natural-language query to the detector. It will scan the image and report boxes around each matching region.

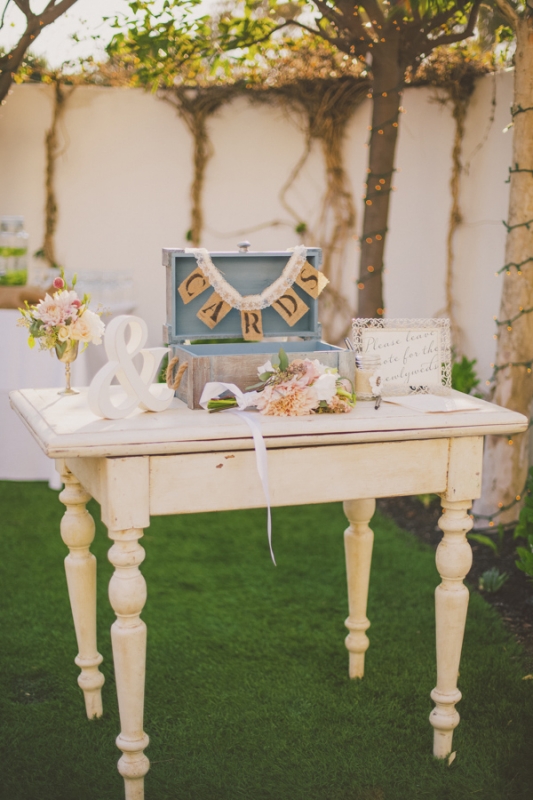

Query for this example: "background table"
[0,304,134,486]
[9,387,528,800]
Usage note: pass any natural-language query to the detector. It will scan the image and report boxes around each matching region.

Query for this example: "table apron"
[149,438,452,515]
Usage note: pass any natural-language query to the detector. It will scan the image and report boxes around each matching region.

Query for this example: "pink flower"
[256,380,319,416]
[72,299,81,309]
[34,290,80,328]
[53,277,65,289]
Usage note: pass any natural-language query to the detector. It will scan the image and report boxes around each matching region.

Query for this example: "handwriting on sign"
[241,309,263,341]
[88,315,173,419]
[362,328,442,386]
[272,287,309,327]
[178,268,209,305]
[294,261,329,299]
[197,291,232,329]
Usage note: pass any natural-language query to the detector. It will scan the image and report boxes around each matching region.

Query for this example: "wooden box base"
[170,341,354,409]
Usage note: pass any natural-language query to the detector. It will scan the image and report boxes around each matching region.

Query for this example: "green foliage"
[415,493,438,509]
[295,221,307,234]
[158,353,169,383]
[469,523,507,558]
[451,355,480,395]
[0,269,27,286]
[478,567,509,593]
[514,467,533,579]
[2,482,533,798]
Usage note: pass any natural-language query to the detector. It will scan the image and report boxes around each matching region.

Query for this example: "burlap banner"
[177,258,328,340]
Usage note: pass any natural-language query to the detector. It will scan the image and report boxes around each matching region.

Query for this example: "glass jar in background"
[355,354,382,400]
[0,216,29,285]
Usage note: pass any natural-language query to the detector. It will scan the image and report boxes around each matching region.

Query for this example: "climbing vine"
[413,48,493,350]
[19,42,495,344]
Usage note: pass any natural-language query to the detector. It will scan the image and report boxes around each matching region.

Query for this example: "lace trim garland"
[185,245,308,311]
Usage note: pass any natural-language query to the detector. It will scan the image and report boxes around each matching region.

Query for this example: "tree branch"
[359,0,386,26]
[292,19,353,53]
[492,0,519,28]
[427,0,482,49]
[335,0,372,40]
[0,0,12,31]
[13,0,32,19]
[221,21,294,51]
[0,0,79,105]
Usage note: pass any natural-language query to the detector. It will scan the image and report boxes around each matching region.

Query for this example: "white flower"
[57,326,70,342]
[369,370,383,396]
[257,360,274,376]
[314,373,337,402]
[70,309,105,345]
[310,359,328,376]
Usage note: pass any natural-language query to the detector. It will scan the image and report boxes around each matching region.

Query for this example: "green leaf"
[468,533,498,555]
[55,341,67,359]
[278,348,289,372]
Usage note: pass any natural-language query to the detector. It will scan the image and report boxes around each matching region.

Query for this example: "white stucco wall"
[0,72,514,382]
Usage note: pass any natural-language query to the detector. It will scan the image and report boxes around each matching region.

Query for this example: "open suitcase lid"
[163,245,323,345]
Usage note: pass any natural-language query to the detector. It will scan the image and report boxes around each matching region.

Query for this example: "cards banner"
[179,262,322,332]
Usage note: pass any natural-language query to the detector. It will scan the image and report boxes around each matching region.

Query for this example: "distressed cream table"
[9,387,528,800]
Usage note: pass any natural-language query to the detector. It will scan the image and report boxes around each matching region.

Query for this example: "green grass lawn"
[0,481,532,800]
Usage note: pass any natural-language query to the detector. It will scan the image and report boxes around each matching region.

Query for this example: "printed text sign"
[361,328,441,387]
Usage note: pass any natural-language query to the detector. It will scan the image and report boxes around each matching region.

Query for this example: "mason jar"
[355,354,382,400]
[0,215,29,285]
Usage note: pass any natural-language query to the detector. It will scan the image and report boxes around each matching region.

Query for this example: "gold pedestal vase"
[55,340,79,396]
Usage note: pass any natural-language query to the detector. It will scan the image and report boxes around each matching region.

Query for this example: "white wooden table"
[9,387,528,800]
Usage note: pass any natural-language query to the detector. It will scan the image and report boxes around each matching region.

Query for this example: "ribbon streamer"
[199,382,275,564]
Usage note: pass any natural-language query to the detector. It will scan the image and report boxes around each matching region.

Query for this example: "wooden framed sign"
[351,318,452,395]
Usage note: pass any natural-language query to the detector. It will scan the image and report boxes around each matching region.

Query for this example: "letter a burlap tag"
[197,291,232,329]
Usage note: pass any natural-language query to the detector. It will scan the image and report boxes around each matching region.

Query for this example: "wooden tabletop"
[9,387,529,459]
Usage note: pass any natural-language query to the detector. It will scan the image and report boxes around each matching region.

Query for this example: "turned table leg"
[59,466,105,719]
[343,499,376,679]
[108,527,150,800]
[430,498,473,758]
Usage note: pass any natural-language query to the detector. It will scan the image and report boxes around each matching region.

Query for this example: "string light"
[497,257,533,274]
[511,104,533,118]
[503,217,533,233]
[495,306,533,327]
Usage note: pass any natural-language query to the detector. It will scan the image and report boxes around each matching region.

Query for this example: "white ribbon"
[199,382,275,565]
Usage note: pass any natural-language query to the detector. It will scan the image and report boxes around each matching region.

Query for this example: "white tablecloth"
[0,310,90,487]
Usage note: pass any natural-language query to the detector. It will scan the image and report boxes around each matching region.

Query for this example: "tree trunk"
[357,34,403,318]
[473,15,533,525]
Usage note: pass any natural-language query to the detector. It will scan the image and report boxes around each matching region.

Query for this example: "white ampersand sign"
[88,315,174,419]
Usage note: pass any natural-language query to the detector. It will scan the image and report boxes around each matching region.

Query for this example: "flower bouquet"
[18,272,105,395]
[205,348,356,415]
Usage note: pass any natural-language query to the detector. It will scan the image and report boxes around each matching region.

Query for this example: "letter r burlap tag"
[240,310,264,341]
